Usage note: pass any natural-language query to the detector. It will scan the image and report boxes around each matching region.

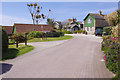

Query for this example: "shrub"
[77,30,83,33]
[45,32,64,37]
[73,30,86,34]
[11,33,26,43]
[103,27,112,35]
[2,29,8,54]
[101,36,119,74]
[82,30,86,34]
[74,31,78,34]
[27,31,42,38]
[62,31,72,34]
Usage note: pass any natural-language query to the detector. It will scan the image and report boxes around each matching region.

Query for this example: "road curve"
[1,34,114,78]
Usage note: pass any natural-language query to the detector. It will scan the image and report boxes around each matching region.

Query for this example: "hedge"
[103,27,112,35]
[2,29,8,58]
[27,31,64,39]
[101,36,119,76]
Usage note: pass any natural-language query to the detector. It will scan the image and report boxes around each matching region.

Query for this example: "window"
[88,19,92,23]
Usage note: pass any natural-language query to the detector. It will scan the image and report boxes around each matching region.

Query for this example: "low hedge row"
[74,30,86,34]
[62,31,72,34]
[101,36,120,78]
[27,31,64,39]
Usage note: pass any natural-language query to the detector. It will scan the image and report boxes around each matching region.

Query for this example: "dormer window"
[88,19,92,23]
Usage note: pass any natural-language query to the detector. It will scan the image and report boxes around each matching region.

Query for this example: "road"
[1,34,114,78]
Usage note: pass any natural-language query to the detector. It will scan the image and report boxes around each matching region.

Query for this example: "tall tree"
[106,9,120,26]
[27,3,51,30]
[47,18,55,29]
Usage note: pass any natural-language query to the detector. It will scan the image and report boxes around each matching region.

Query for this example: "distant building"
[55,18,83,33]
[2,23,54,35]
[83,11,109,34]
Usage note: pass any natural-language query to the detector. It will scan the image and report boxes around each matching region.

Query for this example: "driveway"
[1,34,114,78]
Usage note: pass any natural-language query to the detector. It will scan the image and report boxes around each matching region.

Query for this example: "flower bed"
[101,35,120,79]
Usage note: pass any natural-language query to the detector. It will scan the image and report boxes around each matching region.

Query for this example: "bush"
[101,36,119,74]
[45,32,64,37]
[2,29,8,56]
[74,31,78,34]
[103,27,112,35]
[27,31,42,38]
[62,31,72,34]
[11,33,26,43]
[82,30,86,34]
[73,30,86,34]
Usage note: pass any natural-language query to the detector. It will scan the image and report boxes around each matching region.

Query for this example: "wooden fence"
[8,34,27,48]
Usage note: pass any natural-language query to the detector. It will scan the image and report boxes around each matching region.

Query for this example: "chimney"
[99,10,102,15]
[73,17,77,22]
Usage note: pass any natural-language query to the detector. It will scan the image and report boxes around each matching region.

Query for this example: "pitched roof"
[84,13,106,20]
[2,26,13,35]
[90,13,106,19]
[14,23,54,33]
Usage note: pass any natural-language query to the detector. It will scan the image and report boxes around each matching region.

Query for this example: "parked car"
[95,29,102,36]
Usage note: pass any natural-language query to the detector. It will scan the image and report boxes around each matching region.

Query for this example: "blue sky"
[1,2,118,26]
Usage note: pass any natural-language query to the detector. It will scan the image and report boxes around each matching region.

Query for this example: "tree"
[106,9,120,26]
[27,3,51,30]
[47,18,56,29]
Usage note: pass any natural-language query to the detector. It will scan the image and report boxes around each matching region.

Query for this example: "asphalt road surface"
[1,34,114,78]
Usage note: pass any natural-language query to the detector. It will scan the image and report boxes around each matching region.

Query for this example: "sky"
[0,2,119,26]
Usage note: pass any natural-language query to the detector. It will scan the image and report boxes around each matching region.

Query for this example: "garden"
[2,29,73,61]
[101,9,120,80]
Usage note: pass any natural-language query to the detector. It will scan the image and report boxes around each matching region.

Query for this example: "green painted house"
[83,11,109,35]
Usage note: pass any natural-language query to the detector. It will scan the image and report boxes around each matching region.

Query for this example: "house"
[2,23,54,35]
[83,11,109,34]
[68,18,83,32]
[54,21,62,29]
[55,18,83,32]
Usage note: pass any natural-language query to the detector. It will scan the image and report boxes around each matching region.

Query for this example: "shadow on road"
[0,63,13,75]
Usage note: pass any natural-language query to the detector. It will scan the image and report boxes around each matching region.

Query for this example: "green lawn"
[28,35,73,43]
[2,44,34,61]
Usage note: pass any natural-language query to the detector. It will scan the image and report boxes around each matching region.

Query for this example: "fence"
[8,34,27,48]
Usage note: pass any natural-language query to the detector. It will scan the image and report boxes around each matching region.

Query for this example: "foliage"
[62,31,72,34]
[103,27,112,35]
[101,35,120,75]
[2,29,8,58]
[27,31,64,39]
[27,3,51,25]
[11,33,26,43]
[73,31,78,34]
[105,9,120,26]
[2,44,34,61]
[45,32,64,37]
[47,18,56,29]
[111,25,119,37]
[27,31,42,38]
[27,35,73,42]
[73,30,86,34]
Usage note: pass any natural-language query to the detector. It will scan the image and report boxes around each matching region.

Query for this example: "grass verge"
[28,35,73,43]
[2,44,34,61]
